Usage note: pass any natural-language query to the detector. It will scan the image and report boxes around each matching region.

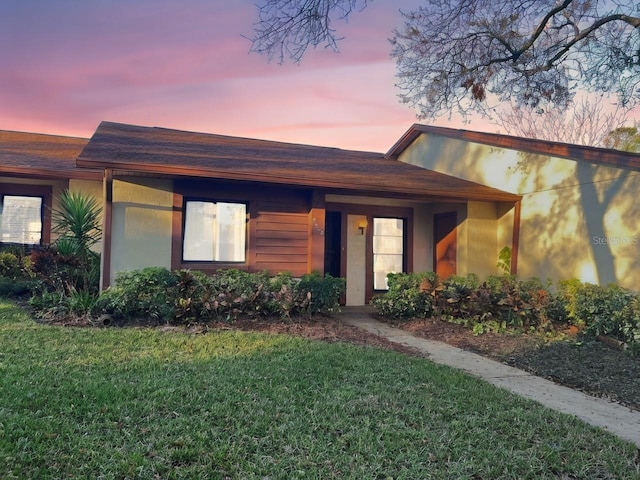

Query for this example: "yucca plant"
[52,190,102,253]
[47,190,102,294]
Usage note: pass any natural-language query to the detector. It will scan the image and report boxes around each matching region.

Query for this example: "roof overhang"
[77,121,521,204]
[387,124,640,170]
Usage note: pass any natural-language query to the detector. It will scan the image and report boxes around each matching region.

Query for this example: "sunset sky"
[2,1,634,153]
[0,0,462,152]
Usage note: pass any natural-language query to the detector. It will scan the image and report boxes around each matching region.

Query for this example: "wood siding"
[252,199,310,276]
[172,179,313,276]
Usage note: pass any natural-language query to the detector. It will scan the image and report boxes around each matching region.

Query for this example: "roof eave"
[77,159,521,203]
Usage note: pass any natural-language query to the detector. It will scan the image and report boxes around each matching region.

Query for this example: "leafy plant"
[52,190,102,253]
[370,272,437,319]
[96,267,178,323]
[496,246,511,274]
[295,271,345,316]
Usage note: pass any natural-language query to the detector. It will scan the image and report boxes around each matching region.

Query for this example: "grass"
[0,299,639,479]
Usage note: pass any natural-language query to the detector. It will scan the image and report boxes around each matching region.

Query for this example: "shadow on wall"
[401,134,640,288]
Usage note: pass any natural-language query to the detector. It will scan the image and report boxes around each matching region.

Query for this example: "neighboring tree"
[603,123,640,152]
[250,1,640,120]
[493,96,632,148]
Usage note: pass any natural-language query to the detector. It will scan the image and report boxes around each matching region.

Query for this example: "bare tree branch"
[249,0,369,63]
[248,1,640,119]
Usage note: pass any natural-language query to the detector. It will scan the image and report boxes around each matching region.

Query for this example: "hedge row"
[93,267,345,323]
[371,273,640,351]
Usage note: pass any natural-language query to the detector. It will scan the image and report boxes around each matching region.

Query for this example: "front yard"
[1,299,639,479]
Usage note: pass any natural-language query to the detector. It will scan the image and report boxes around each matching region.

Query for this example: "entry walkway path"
[339,307,640,447]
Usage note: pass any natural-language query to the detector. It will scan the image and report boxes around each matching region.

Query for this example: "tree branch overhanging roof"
[76,121,520,203]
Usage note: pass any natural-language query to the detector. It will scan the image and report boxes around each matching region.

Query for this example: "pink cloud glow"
[0,0,480,151]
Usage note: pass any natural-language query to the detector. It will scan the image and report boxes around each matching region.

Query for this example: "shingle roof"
[76,121,520,202]
[387,124,640,170]
[0,130,100,180]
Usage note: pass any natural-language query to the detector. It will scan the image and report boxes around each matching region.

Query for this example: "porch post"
[308,190,326,273]
[100,168,113,290]
[510,200,521,275]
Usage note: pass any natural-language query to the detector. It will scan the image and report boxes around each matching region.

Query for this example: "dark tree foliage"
[250,1,640,120]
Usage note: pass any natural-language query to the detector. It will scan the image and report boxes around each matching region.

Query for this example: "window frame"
[180,197,249,265]
[0,184,52,247]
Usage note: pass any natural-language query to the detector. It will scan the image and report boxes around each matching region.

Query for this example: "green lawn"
[1,299,638,479]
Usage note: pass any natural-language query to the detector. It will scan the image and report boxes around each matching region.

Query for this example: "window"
[183,201,246,262]
[373,217,404,290]
[0,195,44,245]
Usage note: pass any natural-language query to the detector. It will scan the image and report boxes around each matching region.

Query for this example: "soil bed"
[377,316,640,412]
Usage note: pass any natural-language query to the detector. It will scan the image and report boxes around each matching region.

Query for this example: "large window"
[0,195,43,245]
[373,217,404,290]
[183,201,246,262]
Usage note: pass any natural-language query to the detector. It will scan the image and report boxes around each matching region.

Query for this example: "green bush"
[296,271,345,316]
[0,277,33,297]
[561,281,640,349]
[0,252,22,279]
[95,268,345,324]
[371,272,559,334]
[96,267,178,322]
[370,272,437,319]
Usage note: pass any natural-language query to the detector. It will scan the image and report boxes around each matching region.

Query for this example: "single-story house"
[1,121,637,304]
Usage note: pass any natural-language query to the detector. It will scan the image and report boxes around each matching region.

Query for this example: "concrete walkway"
[339,307,640,447]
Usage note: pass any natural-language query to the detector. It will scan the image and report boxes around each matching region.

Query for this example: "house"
[388,124,640,290]
[1,121,522,305]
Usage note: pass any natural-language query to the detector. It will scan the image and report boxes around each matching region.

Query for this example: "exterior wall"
[172,180,313,277]
[465,201,498,277]
[252,195,311,276]
[346,213,368,305]
[399,134,640,288]
[109,178,174,285]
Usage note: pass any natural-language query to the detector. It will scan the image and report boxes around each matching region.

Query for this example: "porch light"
[357,218,368,235]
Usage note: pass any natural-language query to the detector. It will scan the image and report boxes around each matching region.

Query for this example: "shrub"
[295,271,345,316]
[561,281,640,349]
[370,272,437,319]
[95,268,346,324]
[0,277,33,297]
[0,252,22,279]
[371,271,559,333]
[96,267,178,323]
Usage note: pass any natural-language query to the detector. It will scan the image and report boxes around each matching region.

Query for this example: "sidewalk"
[339,307,640,448]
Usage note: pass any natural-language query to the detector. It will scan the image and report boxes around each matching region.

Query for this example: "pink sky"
[0,0,478,152]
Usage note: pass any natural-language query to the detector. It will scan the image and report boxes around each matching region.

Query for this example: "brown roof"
[76,121,520,202]
[387,124,640,170]
[0,130,100,180]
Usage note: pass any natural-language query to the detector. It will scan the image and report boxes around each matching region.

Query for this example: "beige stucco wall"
[399,134,640,289]
[109,178,173,285]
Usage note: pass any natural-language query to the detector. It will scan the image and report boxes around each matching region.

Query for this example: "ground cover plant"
[1,299,639,479]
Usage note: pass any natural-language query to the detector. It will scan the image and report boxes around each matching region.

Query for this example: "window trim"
[0,184,52,247]
[180,197,249,265]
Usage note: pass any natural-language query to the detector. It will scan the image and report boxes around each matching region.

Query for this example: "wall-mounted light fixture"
[357,218,368,235]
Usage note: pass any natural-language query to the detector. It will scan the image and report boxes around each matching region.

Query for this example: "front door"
[434,212,457,278]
